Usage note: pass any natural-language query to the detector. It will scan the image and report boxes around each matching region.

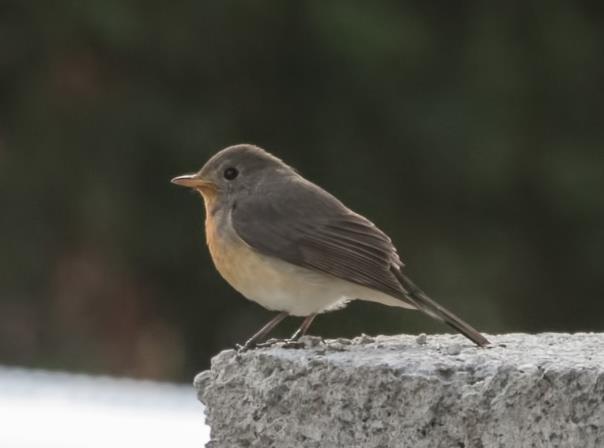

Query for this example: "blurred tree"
[0,1,602,380]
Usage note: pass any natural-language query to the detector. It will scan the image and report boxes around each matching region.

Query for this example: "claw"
[235,341,256,352]
[255,338,286,348]
[280,339,304,349]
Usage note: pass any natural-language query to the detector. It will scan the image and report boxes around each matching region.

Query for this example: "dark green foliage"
[0,1,602,380]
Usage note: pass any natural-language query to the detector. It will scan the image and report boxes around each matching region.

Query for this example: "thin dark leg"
[237,311,288,351]
[289,314,317,341]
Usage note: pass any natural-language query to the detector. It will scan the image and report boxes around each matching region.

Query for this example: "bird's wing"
[232,175,491,347]
[231,176,409,301]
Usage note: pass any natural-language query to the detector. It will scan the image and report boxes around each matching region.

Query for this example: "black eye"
[223,167,238,180]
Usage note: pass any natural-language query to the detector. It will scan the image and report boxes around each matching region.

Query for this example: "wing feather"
[232,176,406,300]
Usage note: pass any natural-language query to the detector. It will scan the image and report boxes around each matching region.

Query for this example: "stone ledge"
[195,333,604,447]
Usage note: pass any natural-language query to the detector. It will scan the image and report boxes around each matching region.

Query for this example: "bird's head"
[171,144,293,207]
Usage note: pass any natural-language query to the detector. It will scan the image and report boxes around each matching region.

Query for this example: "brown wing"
[231,176,409,301]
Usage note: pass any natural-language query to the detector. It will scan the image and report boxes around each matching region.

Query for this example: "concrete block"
[195,333,604,447]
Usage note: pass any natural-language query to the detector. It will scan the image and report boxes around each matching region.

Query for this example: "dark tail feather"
[393,270,491,347]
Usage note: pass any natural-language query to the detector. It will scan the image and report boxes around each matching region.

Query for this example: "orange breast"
[202,191,255,292]
[205,212,241,286]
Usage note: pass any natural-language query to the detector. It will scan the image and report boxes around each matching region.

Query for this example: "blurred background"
[1,1,603,382]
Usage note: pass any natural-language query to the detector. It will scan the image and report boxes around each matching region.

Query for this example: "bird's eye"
[223,167,239,180]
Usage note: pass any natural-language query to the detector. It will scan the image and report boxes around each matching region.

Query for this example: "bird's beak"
[171,173,217,191]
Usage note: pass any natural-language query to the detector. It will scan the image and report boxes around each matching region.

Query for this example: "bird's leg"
[290,314,317,341]
[280,314,318,348]
[236,311,288,352]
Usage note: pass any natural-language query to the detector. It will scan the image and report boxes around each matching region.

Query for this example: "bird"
[171,144,490,350]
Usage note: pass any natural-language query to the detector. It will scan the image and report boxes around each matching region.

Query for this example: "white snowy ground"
[0,366,210,447]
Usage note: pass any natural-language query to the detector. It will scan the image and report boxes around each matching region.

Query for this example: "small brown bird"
[172,144,490,349]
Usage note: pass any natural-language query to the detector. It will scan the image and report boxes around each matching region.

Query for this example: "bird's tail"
[392,270,491,347]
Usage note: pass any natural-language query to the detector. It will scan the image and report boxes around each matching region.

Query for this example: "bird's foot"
[280,338,305,349]
[235,343,252,353]
[254,338,289,348]
[280,335,326,349]
[236,336,323,352]
[254,338,305,349]
[235,338,264,352]
[237,335,290,351]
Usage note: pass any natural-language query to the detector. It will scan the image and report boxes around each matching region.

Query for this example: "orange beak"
[171,174,217,191]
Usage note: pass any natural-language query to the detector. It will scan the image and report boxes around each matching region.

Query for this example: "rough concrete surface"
[195,333,604,447]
